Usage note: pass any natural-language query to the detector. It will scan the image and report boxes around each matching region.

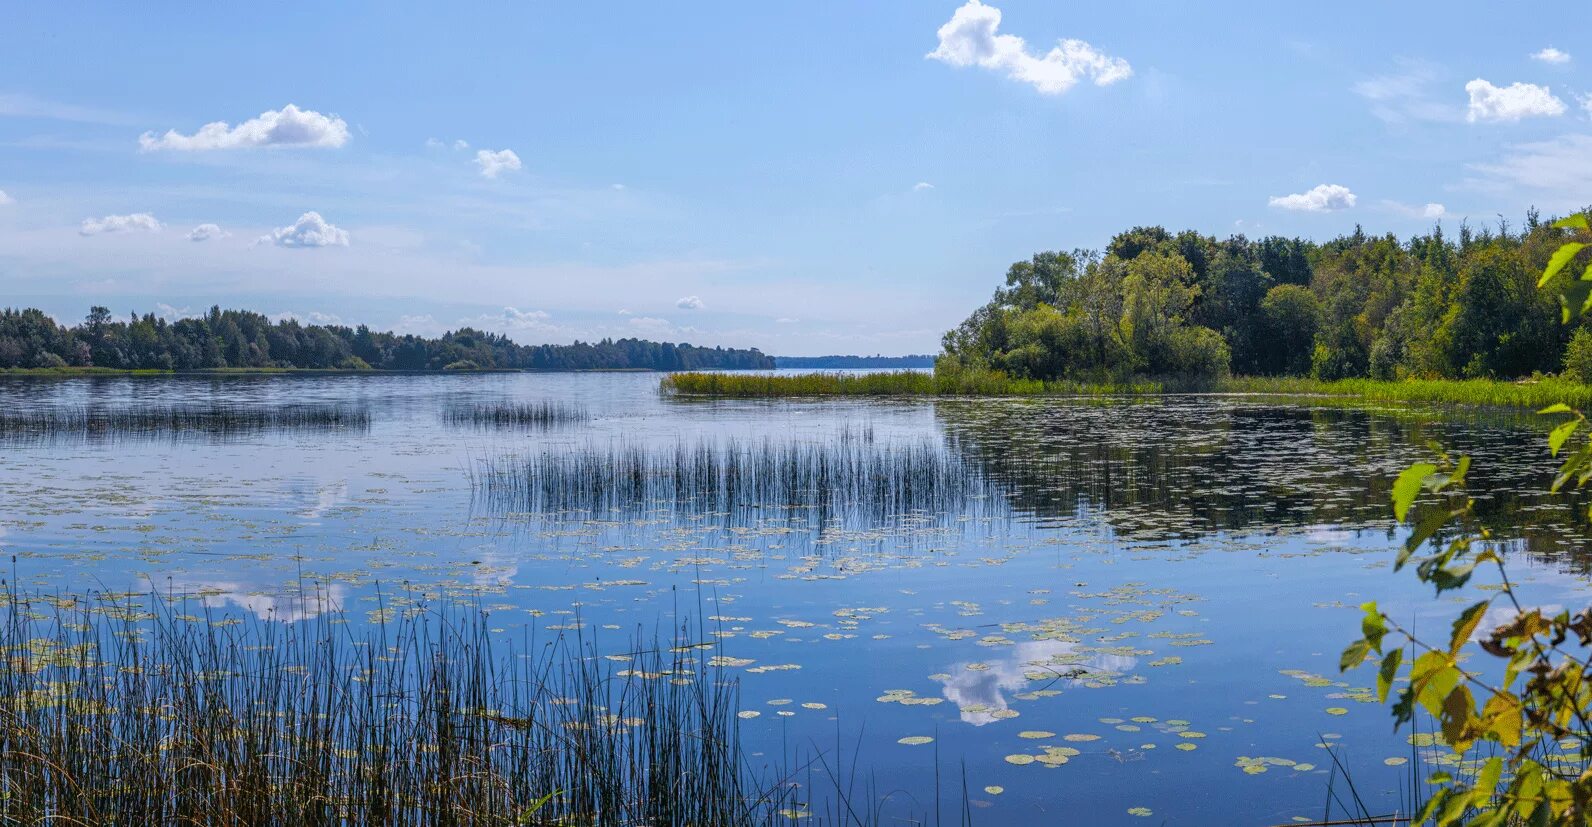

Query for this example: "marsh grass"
[665,370,1592,410]
[661,370,1164,398]
[442,401,589,429]
[0,404,371,443]
[470,436,992,527]
[0,584,792,826]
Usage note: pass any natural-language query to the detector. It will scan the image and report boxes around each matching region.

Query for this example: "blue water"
[0,371,1585,825]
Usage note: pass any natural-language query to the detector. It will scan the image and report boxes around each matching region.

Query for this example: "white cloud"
[0,189,11,205]
[187,223,228,242]
[926,0,1130,95]
[454,139,469,151]
[676,295,704,310]
[475,148,522,178]
[617,308,632,315]
[776,317,799,324]
[154,303,195,321]
[913,181,935,191]
[1383,200,1446,219]
[257,212,349,248]
[1465,79,1566,122]
[139,104,350,151]
[1466,133,1592,201]
[1268,184,1356,212]
[1353,60,1462,124]
[79,213,162,236]
[1533,47,1571,65]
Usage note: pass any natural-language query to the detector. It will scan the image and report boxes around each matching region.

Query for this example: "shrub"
[1563,327,1592,382]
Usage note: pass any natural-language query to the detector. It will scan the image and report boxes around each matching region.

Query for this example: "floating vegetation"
[0,403,370,443]
[441,400,588,429]
[0,588,793,825]
[471,436,996,528]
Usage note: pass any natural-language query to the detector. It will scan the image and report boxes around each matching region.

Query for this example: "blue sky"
[1,1,1588,355]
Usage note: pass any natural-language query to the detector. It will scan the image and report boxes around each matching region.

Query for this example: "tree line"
[0,306,774,372]
[940,210,1592,384]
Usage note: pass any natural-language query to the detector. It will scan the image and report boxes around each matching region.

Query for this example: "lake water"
[2,371,1587,825]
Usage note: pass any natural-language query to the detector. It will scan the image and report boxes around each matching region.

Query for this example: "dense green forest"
[940,210,1592,384]
[0,306,773,372]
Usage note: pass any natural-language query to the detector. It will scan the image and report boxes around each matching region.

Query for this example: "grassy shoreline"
[662,370,1592,409]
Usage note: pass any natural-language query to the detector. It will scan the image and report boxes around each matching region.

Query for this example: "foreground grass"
[664,370,1592,409]
[0,587,787,826]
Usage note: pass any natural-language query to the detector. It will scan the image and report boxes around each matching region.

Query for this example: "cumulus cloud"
[1383,200,1446,219]
[1268,184,1357,212]
[0,189,12,205]
[257,212,349,248]
[1533,47,1571,65]
[139,104,350,151]
[913,181,935,191]
[475,148,522,178]
[1465,79,1566,122]
[495,306,550,326]
[187,223,228,242]
[675,295,704,310]
[926,0,1130,95]
[79,213,162,236]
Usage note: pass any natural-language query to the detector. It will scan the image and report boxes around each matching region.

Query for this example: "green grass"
[663,370,1592,410]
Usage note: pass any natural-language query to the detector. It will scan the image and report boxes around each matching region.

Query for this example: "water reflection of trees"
[935,398,1592,565]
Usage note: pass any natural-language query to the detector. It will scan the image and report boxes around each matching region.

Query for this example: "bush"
[338,355,373,370]
[442,359,481,371]
[1166,326,1230,382]
[1563,327,1592,382]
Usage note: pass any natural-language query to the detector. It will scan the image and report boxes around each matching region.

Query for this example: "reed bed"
[442,401,589,429]
[661,371,1164,398]
[0,404,370,443]
[0,585,785,826]
[1221,375,1592,409]
[665,370,1592,410]
[471,437,991,525]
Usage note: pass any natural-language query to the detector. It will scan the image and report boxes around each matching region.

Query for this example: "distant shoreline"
[0,366,758,377]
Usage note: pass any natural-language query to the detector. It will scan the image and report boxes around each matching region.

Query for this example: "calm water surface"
[2,371,1589,825]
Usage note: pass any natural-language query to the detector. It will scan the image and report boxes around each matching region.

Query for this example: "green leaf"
[1393,462,1438,522]
[1554,214,1591,231]
[1361,602,1387,651]
[1376,649,1402,703]
[1340,639,1370,672]
[1539,403,1575,415]
[1548,419,1579,456]
[1449,600,1489,655]
[1538,242,1588,287]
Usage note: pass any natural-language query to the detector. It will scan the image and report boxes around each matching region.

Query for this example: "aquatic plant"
[470,436,993,528]
[442,400,589,429]
[661,369,1164,398]
[0,403,371,443]
[0,584,781,825]
[664,370,1592,410]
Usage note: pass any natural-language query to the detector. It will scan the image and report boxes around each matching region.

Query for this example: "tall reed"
[470,436,993,527]
[442,401,589,429]
[0,584,786,825]
[0,404,370,443]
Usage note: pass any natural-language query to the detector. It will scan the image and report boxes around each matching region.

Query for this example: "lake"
[1,371,1586,825]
